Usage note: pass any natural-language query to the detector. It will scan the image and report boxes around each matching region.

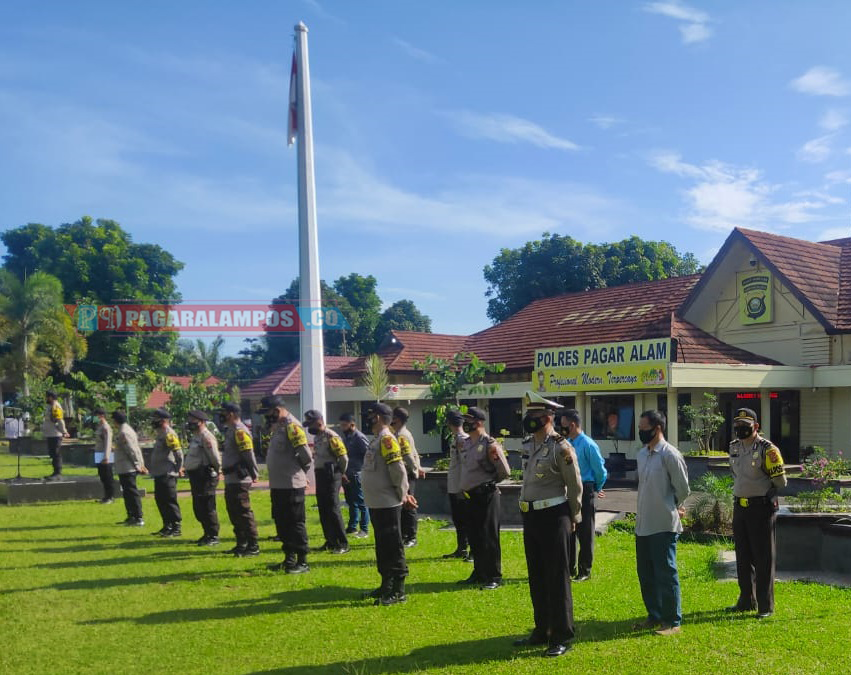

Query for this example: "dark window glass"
[489,398,523,438]
[590,396,635,441]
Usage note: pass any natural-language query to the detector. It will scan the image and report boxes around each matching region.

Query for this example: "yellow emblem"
[380,434,401,462]
[235,428,253,451]
[52,403,63,420]
[330,436,347,457]
[166,432,181,451]
[287,423,307,448]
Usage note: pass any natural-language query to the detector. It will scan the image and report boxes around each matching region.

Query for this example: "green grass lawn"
[1,451,849,674]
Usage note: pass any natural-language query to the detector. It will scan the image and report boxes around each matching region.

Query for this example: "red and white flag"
[287,52,298,146]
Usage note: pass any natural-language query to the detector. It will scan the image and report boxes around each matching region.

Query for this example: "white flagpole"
[294,21,326,418]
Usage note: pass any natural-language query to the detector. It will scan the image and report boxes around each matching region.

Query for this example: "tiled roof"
[822,236,851,330]
[241,356,359,398]
[463,276,701,370]
[379,331,468,373]
[670,315,779,365]
[144,376,222,409]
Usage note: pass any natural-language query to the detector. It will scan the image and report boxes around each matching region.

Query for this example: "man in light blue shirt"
[634,410,690,636]
[560,409,607,581]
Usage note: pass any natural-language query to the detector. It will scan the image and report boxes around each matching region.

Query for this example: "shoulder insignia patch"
[380,434,401,462]
[287,423,307,448]
[52,404,63,420]
[235,428,254,451]
[399,435,411,455]
[330,435,347,457]
[166,432,181,451]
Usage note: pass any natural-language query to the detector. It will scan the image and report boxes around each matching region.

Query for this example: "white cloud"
[391,38,441,64]
[446,110,580,151]
[790,67,851,97]
[820,108,848,131]
[649,151,840,231]
[643,2,713,44]
[589,114,624,130]
[825,170,851,185]
[797,134,835,163]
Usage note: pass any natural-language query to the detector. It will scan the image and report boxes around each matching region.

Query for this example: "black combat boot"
[379,577,407,606]
[287,553,309,574]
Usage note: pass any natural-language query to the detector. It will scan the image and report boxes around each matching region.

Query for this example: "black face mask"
[307,426,321,435]
[734,426,754,440]
[523,415,544,434]
[187,421,200,433]
[152,419,164,429]
[638,428,656,445]
[462,421,477,433]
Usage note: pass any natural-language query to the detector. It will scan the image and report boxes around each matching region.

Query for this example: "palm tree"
[361,354,389,402]
[0,270,86,396]
[196,335,225,377]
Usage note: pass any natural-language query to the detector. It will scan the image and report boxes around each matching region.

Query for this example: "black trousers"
[401,476,418,542]
[369,506,408,582]
[522,501,575,644]
[118,472,143,519]
[271,487,309,556]
[315,469,348,549]
[47,437,62,475]
[733,500,777,613]
[188,469,220,537]
[225,482,258,546]
[153,475,181,527]
[449,492,469,551]
[97,463,115,500]
[570,482,596,576]
[467,486,501,583]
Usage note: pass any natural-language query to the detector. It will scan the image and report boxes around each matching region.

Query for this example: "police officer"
[43,390,68,480]
[259,396,312,573]
[93,407,114,504]
[149,408,183,537]
[362,403,416,605]
[514,392,583,658]
[184,410,222,546]
[392,407,423,547]
[728,408,787,619]
[458,406,510,590]
[112,410,147,526]
[443,408,471,561]
[305,409,349,554]
[220,402,260,557]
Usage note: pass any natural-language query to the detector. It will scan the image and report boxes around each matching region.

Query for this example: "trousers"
[369,506,407,582]
[448,492,469,551]
[315,468,348,549]
[271,487,309,555]
[118,472,143,519]
[97,463,115,500]
[188,469,219,537]
[733,500,777,613]
[569,482,596,576]
[467,486,501,583]
[47,436,62,475]
[635,531,682,627]
[153,475,181,527]
[401,476,418,541]
[225,482,257,545]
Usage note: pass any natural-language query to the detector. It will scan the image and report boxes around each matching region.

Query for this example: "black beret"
[339,412,356,423]
[188,409,209,421]
[220,402,241,415]
[256,396,285,414]
[392,407,409,422]
[369,403,393,417]
[152,407,171,419]
[463,406,487,421]
[303,409,323,425]
[446,409,463,425]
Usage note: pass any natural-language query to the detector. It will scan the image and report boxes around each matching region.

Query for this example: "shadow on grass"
[7,568,259,594]
[32,537,188,554]
[34,549,202,569]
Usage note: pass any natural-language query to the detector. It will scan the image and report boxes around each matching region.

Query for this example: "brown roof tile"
[241,356,359,398]
[671,315,779,365]
[144,376,222,409]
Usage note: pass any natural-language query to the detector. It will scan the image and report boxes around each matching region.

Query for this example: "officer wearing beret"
[728,408,787,619]
[392,406,423,548]
[261,396,312,573]
[220,402,261,557]
[42,389,69,480]
[93,407,115,504]
[458,406,510,590]
[443,408,471,561]
[184,410,222,546]
[305,409,349,555]
[513,392,583,657]
[362,403,416,605]
[149,408,184,537]
[111,409,147,526]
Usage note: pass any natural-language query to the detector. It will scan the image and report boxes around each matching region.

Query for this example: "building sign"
[533,338,671,393]
[737,270,773,325]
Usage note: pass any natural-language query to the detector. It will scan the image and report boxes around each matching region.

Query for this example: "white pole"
[294,21,326,418]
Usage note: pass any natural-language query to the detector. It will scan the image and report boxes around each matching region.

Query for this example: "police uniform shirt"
[42,401,67,438]
[396,425,421,476]
[520,430,583,518]
[447,430,469,495]
[458,433,510,493]
[222,420,259,485]
[95,419,113,463]
[114,423,145,474]
[265,414,312,489]
[362,427,408,509]
[313,427,349,474]
[729,435,787,498]
[150,424,183,477]
[184,427,221,472]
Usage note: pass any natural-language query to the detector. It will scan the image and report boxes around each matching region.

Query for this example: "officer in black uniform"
[727,408,787,619]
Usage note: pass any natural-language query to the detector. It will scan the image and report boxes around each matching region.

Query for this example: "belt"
[463,482,497,499]
[736,496,772,507]
[519,495,567,513]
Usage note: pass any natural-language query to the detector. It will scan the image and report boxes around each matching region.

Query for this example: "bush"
[432,458,450,471]
[687,473,733,533]
[801,447,847,486]
[786,488,851,513]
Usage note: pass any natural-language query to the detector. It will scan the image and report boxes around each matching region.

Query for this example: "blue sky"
[2,1,851,354]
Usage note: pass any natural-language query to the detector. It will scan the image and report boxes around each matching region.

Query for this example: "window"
[656,393,692,439]
[590,396,635,441]
[488,398,523,438]
[422,409,437,434]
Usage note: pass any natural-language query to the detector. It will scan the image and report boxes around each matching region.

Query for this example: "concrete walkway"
[714,550,851,588]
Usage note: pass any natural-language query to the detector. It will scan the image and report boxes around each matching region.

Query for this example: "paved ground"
[714,550,851,588]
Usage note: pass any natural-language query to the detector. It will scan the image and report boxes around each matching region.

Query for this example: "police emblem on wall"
[737,269,773,325]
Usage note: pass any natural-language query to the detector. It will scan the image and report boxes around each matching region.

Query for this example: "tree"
[333,273,382,355]
[361,354,389,402]
[682,392,725,454]
[376,300,432,345]
[0,270,86,397]
[483,233,701,322]
[1,217,184,378]
[160,375,230,443]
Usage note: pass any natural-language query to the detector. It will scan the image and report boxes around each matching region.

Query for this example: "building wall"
[830,388,851,454]
[800,388,832,450]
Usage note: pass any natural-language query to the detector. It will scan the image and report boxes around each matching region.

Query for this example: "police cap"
[256,396,286,414]
[446,409,464,425]
[152,407,172,420]
[303,409,323,425]
[463,406,487,421]
[368,403,394,417]
[188,409,209,421]
[220,402,241,415]
[734,408,758,425]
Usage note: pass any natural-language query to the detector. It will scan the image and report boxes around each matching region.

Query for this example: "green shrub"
[687,473,733,533]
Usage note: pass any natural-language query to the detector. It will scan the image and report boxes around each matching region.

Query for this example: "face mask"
[734,426,753,440]
[523,415,544,434]
[462,421,476,433]
[307,426,321,435]
[264,411,280,425]
[638,428,656,445]
[187,421,200,432]
[152,419,164,429]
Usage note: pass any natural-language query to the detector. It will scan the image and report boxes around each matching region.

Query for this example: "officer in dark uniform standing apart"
[392,407,423,548]
[340,412,370,538]
[362,403,416,605]
[458,406,510,590]
[220,402,260,557]
[112,410,147,526]
[728,407,787,619]
[149,408,183,537]
[93,407,114,504]
[305,409,349,554]
[42,390,69,480]
[184,410,222,546]
[260,396,312,573]
[443,408,471,560]
[514,392,583,657]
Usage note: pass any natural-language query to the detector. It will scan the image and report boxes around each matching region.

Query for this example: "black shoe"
[442,549,467,559]
[363,585,385,599]
[756,611,773,619]
[129,518,145,527]
[312,542,331,553]
[286,562,310,574]
[97,498,114,504]
[227,545,246,555]
[545,643,571,657]
[457,573,479,586]
[376,592,407,606]
[269,554,297,571]
[513,632,547,647]
[480,580,502,591]
[329,546,350,555]
[725,604,754,613]
[152,527,170,537]
[118,517,135,526]
[345,527,357,534]
[403,538,417,548]
[164,527,182,538]
[236,543,260,557]
[574,574,591,582]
